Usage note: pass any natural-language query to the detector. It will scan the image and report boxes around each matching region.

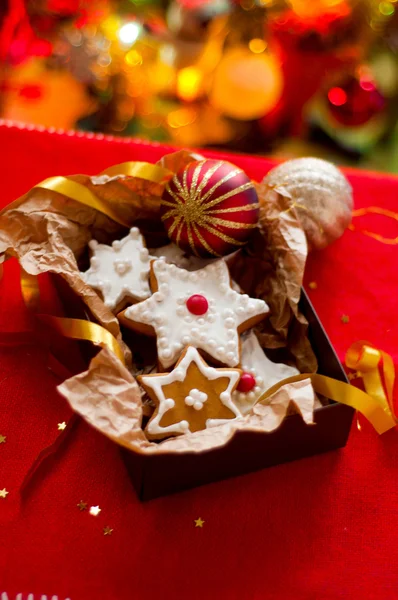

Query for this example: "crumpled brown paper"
[0,150,317,454]
[58,347,315,454]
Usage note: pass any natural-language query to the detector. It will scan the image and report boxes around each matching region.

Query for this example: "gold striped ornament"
[160,159,260,257]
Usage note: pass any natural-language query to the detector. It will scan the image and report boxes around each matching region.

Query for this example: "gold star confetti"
[58,422,67,431]
[341,315,350,324]
[77,500,88,511]
[308,281,318,290]
[103,526,113,536]
[348,371,362,381]
[0,435,6,444]
[194,517,205,528]
[89,505,102,516]
[0,488,9,499]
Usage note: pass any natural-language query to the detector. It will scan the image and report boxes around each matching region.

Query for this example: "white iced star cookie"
[81,227,151,312]
[138,346,242,440]
[118,258,269,369]
[233,331,302,415]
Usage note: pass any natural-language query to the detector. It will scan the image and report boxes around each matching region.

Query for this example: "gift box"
[0,123,355,502]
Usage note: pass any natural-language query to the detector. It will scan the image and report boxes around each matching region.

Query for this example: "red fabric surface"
[1,123,398,600]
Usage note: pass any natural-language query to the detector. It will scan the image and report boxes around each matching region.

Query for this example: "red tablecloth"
[0,123,397,600]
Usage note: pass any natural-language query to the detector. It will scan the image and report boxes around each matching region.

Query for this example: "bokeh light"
[118,22,141,46]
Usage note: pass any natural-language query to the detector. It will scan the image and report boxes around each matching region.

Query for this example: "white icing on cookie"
[140,346,242,437]
[81,228,151,310]
[149,244,242,286]
[233,331,301,415]
[124,259,269,368]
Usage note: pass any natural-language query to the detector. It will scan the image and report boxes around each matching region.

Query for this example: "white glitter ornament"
[263,157,353,250]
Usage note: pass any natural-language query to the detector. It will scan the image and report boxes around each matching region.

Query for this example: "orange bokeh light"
[177,67,202,102]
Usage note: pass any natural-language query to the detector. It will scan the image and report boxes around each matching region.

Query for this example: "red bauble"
[237,372,256,393]
[160,159,259,257]
[186,294,209,316]
[327,75,385,127]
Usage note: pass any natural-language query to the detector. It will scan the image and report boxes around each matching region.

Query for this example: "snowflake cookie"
[81,227,151,311]
[138,346,242,440]
[118,258,269,369]
[233,331,301,415]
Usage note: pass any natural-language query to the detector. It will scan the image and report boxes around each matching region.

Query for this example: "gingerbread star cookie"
[119,258,269,368]
[81,227,151,311]
[138,346,242,439]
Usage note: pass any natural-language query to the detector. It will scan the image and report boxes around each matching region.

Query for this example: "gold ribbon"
[350,207,398,245]
[7,269,125,364]
[20,269,41,312]
[35,176,131,228]
[38,315,125,365]
[101,161,172,182]
[345,341,396,432]
[258,342,397,435]
[1,161,173,230]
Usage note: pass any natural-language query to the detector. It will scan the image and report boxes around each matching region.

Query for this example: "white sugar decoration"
[124,259,269,368]
[185,388,208,411]
[140,346,241,436]
[233,331,301,415]
[81,227,151,310]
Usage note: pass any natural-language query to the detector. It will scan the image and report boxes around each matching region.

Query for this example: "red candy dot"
[237,372,256,393]
[186,294,208,316]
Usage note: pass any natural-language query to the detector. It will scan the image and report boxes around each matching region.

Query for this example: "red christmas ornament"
[237,372,256,393]
[160,159,259,257]
[186,294,209,315]
[327,74,385,127]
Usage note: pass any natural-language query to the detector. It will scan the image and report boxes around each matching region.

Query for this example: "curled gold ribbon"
[258,342,397,435]
[38,315,125,365]
[345,341,396,432]
[35,176,131,228]
[350,207,398,245]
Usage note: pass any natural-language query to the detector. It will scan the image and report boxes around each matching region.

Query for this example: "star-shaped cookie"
[119,258,269,368]
[138,346,242,439]
[81,227,151,311]
[233,331,301,415]
[234,331,323,413]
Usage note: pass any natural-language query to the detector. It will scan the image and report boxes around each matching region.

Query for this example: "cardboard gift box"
[0,122,354,502]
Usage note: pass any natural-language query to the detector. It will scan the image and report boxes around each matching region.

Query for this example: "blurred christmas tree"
[1,0,398,171]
